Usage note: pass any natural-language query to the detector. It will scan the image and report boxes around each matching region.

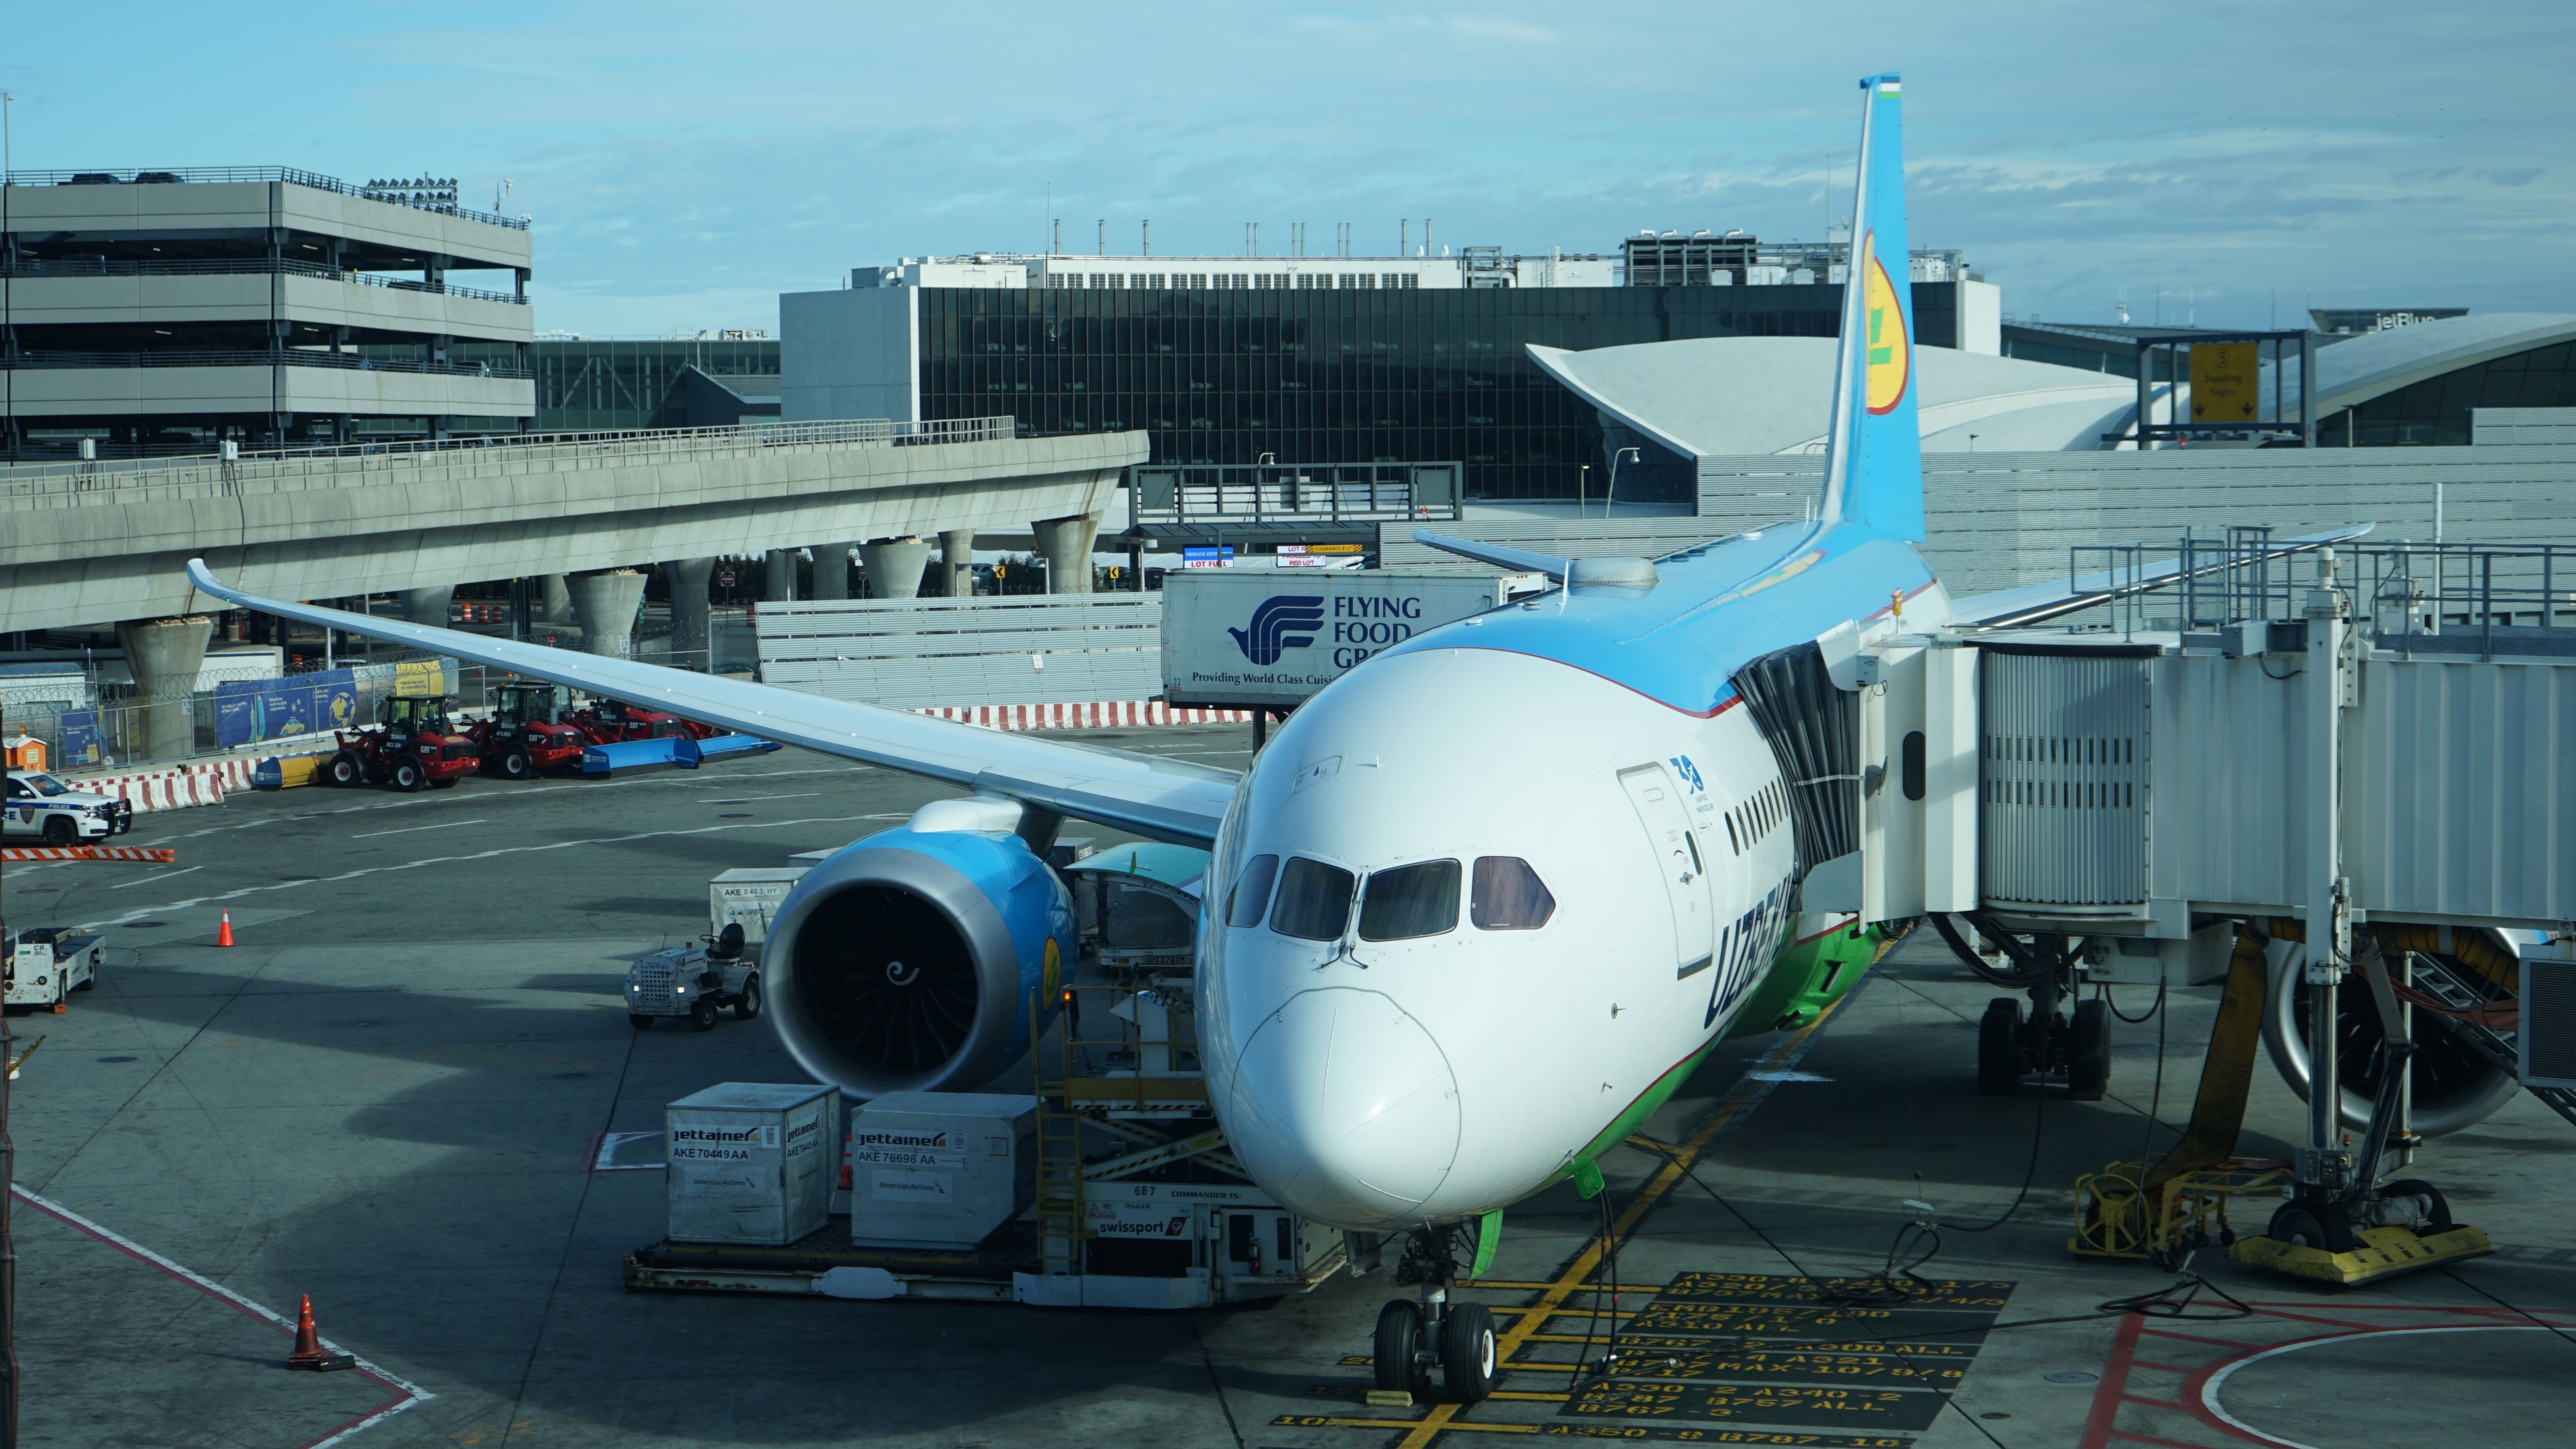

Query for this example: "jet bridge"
[1801,535,2576,1281]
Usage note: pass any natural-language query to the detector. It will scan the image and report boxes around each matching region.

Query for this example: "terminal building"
[782,237,2002,504]
[0,167,535,458]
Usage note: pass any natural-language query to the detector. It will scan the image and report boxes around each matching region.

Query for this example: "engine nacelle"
[763,825,1073,1099]
[2262,926,2523,1137]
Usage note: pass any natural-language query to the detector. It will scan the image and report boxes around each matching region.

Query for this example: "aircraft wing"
[1947,524,2376,630]
[185,561,1237,846]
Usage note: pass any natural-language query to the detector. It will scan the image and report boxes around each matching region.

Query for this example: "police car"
[3,770,132,846]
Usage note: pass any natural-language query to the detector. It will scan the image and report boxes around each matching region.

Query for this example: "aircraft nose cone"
[1225,988,1460,1227]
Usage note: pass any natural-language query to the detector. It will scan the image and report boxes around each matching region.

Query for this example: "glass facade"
[2317,340,2576,446]
[915,284,1962,502]
[448,338,781,430]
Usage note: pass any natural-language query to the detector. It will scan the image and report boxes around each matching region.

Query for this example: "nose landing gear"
[1370,1225,1497,1404]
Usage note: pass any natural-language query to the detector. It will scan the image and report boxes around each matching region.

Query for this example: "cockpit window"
[1225,854,1281,929]
[1358,859,1461,941]
[1268,857,1356,941]
[1470,857,1556,931]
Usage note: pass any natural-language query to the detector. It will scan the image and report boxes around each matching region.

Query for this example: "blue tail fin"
[1818,73,1925,543]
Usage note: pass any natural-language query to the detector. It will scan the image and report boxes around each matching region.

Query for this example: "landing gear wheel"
[732,976,762,1022]
[2268,1200,2358,1254]
[1978,997,2023,1095]
[40,816,76,847]
[2379,1178,2455,1233]
[1441,1301,1497,1404]
[391,758,425,792]
[1373,1300,1428,1397]
[326,752,362,788]
[690,997,720,1032]
[629,1014,654,1031]
[500,747,530,780]
[2067,999,2111,1100]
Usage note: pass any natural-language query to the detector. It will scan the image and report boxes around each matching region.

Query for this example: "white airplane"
[185,74,2215,1403]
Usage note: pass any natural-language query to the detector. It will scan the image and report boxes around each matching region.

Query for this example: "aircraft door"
[1617,764,1714,976]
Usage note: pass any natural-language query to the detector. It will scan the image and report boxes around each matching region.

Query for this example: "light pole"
[1605,447,1641,516]
[1577,465,1590,519]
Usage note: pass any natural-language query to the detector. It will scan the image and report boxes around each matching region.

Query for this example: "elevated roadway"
[0,418,1145,634]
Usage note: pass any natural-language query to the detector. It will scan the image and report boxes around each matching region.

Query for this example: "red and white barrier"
[0,846,178,863]
[64,763,228,814]
[911,701,1252,732]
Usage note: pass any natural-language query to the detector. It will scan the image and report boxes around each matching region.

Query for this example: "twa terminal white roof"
[2273,312,2576,417]
[1528,336,2141,455]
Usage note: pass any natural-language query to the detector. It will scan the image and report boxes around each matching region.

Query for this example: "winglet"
[1818,73,1926,543]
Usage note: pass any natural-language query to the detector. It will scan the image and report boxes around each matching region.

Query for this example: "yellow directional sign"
[2190,343,2261,424]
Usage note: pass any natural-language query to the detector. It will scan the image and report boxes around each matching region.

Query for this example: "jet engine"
[2262,925,2523,1138]
[762,801,1074,1099]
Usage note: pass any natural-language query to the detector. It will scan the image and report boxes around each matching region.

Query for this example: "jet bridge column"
[2299,552,2355,1197]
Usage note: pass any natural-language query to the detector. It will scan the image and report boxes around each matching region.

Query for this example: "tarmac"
[4,726,2571,1448]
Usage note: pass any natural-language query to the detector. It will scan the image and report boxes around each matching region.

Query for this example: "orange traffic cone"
[286,1294,355,1372]
[216,912,235,948]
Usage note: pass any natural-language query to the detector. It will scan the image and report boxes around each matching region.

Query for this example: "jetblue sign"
[1161,571,1516,710]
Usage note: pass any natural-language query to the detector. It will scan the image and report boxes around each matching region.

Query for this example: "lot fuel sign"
[1160,570,1516,711]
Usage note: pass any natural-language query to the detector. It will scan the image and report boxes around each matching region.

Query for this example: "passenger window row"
[1224,853,1557,943]
[1723,776,1792,856]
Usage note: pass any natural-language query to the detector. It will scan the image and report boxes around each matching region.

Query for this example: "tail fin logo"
[1862,240,1910,415]
[1227,595,1326,665]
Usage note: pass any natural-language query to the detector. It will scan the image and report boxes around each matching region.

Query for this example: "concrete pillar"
[767,548,800,603]
[939,528,977,597]
[859,537,933,600]
[810,543,855,601]
[665,558,716,669]
[1032,512,1102,594]
[542,573,574,625]
[115,616,213,764]
[400,585,453,626]
[567,570,649,659]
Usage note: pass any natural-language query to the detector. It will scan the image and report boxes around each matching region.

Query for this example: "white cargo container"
[849,1091,1036,1250]
[665,1083,837,1245]
[1159,569,1521,712]
[708,867,810,948]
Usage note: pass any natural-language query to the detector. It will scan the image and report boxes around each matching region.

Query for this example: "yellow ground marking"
[1386,990,1860,1449]
[1278,1420,1539,1435]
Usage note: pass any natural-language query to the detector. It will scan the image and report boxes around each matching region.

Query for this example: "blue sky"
[7,2,2568,336]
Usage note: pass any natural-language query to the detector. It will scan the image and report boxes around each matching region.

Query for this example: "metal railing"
[1129,461,1461,528]
[0,416,1021,509]
[8,349,532,378]
[2063,531,2574,659]
[2,167,531,230]
[3,255,525,305]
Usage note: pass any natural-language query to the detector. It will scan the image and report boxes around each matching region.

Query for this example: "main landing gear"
[1370,1225,1498,1404]
[1935,915,2109,1100]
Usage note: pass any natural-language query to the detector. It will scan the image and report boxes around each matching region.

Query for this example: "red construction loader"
[465,683,588,779]
[319,694,480,791]
[564,696,721,746]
